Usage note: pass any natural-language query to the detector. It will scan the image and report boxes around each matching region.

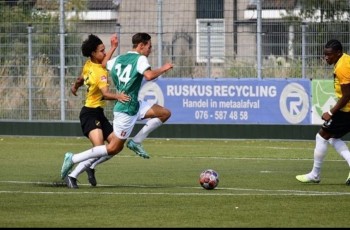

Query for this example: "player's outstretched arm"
[102,34,118,68]
[143,63,173,81]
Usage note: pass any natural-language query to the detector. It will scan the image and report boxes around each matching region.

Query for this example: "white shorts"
[113,100,153,139]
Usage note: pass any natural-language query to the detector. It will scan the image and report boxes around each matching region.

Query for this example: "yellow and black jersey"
[82,59,109,108]
[334,53,350,112]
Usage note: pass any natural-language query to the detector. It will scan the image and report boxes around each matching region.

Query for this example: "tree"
[282,0,350,65]
[0,0,86,77]
[298,0,350,22]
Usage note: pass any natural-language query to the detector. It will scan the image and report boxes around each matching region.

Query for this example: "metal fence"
[1,0,350,121]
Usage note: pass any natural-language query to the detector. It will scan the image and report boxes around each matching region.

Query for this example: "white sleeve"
[106,57,117,71]
[137,55,151,74]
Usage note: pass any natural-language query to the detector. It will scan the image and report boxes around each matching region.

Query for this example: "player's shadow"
[36,180,190,189]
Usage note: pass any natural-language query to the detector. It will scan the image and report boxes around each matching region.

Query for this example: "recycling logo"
[138,81,164,106]
[279,83,309,124]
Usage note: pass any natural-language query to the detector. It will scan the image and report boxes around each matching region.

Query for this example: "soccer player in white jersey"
[108,32,173,159]
[60,33,173,181]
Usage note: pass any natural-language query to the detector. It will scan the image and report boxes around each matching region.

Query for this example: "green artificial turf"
[0,136,349,227]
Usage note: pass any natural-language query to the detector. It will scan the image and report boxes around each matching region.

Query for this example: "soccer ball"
[199,169,219,190]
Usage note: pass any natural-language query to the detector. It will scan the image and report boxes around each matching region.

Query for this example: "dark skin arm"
[71,76,84,96]
[102,34,118,68]
[100,86,129,102]
[322,83,350,121]
[70,75,129,103]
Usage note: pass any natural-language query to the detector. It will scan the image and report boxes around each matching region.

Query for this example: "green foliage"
[299,0,350,22]
[225,55,329,79]
[0,2,83,77]
[226,58,257,78]
[284,1,350,56]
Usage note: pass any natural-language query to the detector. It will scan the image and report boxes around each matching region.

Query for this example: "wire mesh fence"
[0,0,349,121]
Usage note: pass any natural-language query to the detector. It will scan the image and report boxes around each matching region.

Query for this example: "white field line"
[161,156,344,162]
[0,148,346,196]
[1,180,350,196]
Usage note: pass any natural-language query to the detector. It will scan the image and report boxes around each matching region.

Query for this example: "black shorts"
[322,110,350,138]
[79,106,113,140]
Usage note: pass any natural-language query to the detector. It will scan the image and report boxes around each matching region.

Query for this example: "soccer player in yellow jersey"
[65,34,129,188]
[60,33,173,185]
[296,39,350,185]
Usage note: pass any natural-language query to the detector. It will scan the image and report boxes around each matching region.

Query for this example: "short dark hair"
[132,33,151,48]
[325,39,343,52]
[81,34,103,57]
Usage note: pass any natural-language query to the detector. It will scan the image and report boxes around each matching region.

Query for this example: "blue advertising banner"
[138,78,311,124]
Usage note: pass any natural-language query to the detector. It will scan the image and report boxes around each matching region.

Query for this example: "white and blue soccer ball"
[199,169,219,190]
